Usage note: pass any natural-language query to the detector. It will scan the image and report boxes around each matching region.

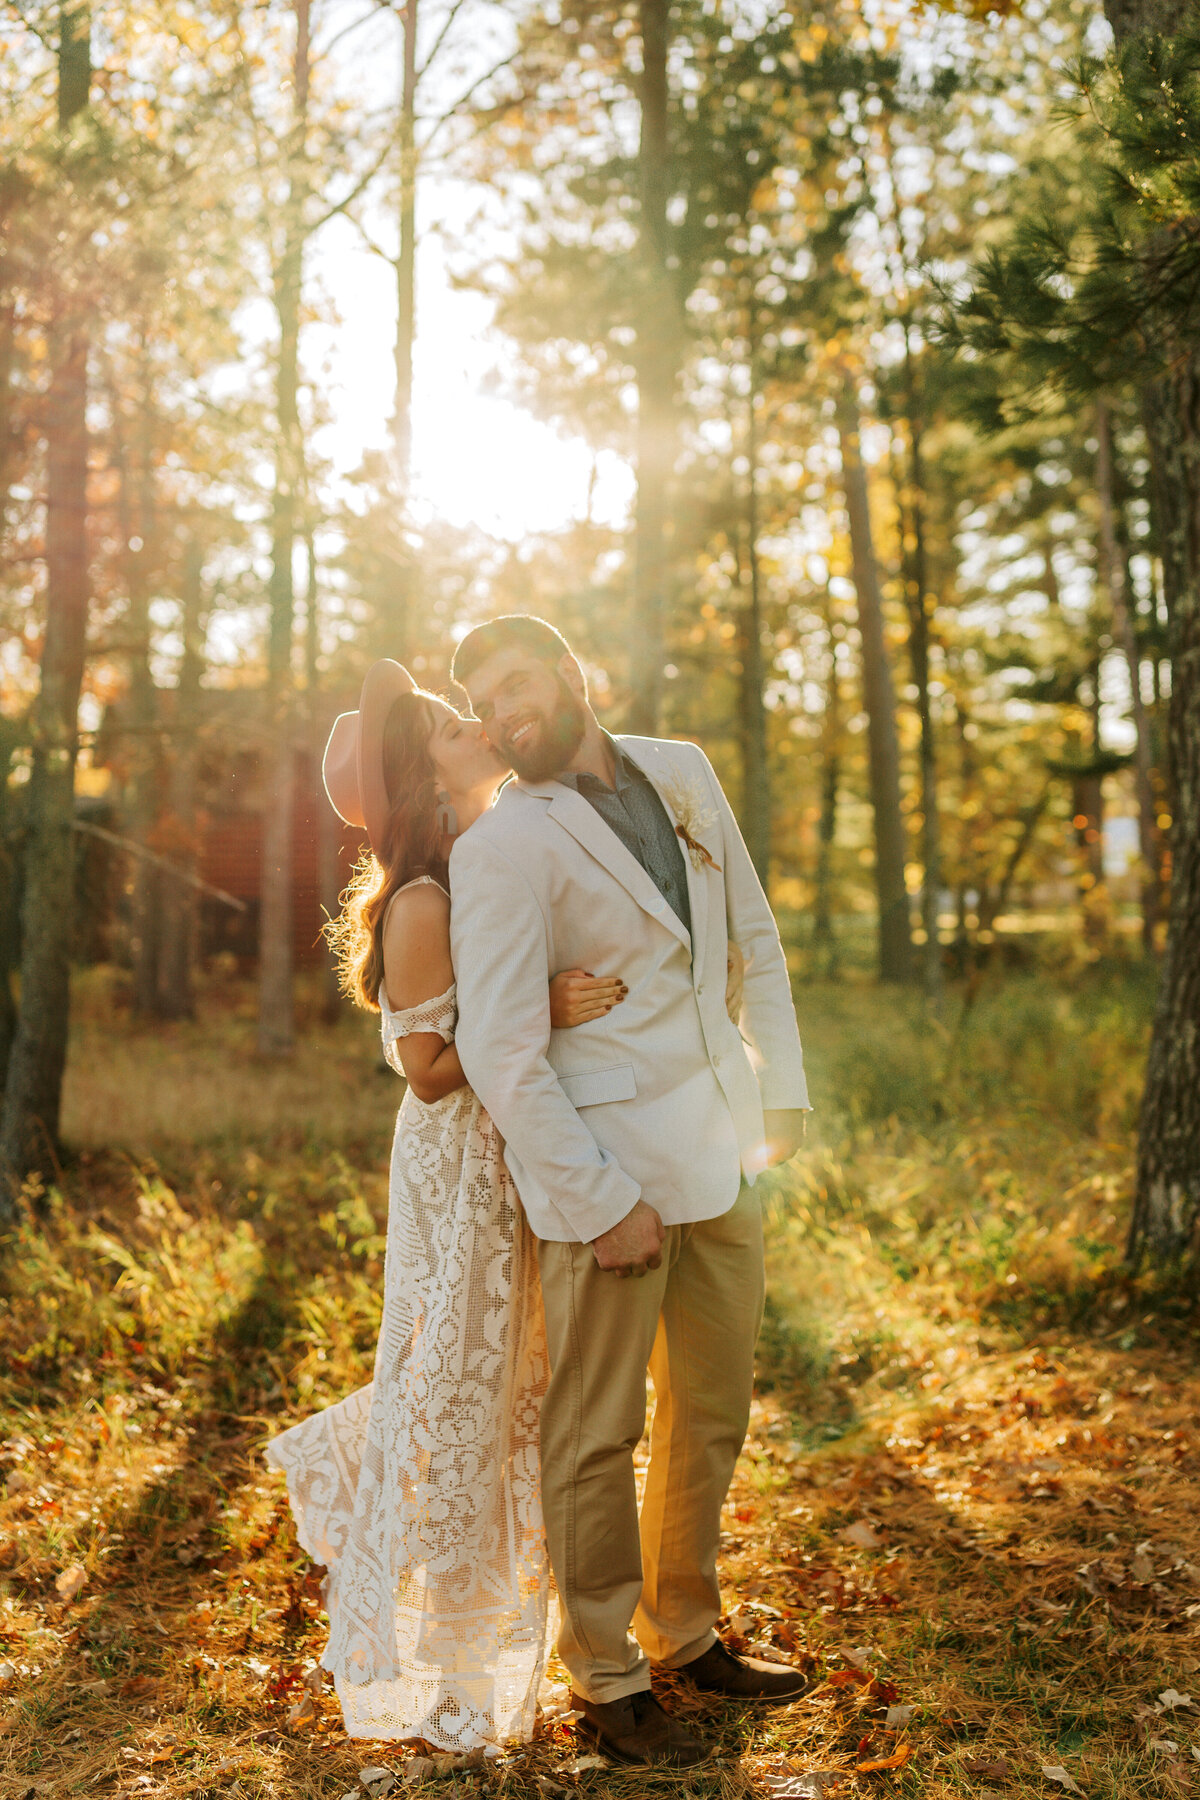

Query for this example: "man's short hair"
[451,614,573,686]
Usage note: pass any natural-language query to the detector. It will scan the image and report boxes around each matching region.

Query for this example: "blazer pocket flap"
[558,1063,638,1109]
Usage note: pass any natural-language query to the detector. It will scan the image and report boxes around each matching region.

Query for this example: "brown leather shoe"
[673,1637,812,1703]
[570,1688,710,1767]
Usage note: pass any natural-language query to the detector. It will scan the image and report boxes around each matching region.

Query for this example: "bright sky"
[309,212,634,540]
[306,1,634,542]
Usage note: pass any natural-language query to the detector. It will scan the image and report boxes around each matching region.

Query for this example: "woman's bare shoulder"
[384,881,450,947]
[382,881,453,1011]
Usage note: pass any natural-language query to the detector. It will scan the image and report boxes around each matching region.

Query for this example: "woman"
[266,660,626,1751]
[267,659,746,1751]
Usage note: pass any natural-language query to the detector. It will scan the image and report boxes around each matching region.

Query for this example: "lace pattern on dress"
[379,982,457,1073]
[266,921,549,1748]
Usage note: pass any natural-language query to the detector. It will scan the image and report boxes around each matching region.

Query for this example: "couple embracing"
[268,614,811,1769]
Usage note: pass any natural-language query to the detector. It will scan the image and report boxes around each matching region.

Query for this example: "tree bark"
[393,0,418,487]
[628,0,675,736]
[157,540,204,1020]
[1,166,24,1086]
[304,531,341,1023]
[257,0,310,1058]
[119,369,162,1015]
[812,604,841,978]
[0,289,17,553]
[0,4,92,1205]
[1078,655,1108,939]
[737,339,770,885]
[900,381,943,1002]
[1095,399,1161,952]
[1127,359,1200,1271]
[1101,0,1200,1272]
[381,0,419,660]
[836,376,912,983]
[0,746,20,1093]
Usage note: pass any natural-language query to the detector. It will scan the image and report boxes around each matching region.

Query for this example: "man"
[448,615,810,1769]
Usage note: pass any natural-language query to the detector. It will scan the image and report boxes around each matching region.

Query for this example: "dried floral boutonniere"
[659,773,722,873]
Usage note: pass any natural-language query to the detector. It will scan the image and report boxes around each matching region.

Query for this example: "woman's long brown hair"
[325,689,449,1011]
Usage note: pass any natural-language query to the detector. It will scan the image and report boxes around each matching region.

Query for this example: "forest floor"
[1,960,1198,1800]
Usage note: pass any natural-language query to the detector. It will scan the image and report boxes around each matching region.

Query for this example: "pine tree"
[943,12,1200,1271]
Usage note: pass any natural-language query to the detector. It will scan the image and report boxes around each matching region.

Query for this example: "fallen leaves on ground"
[53,1562,86,1602]
[838,1522,882,1552]
[965,1757,1011,1779]
[855,1742,913,1773]
[2,999,1200,1800]
[1041,1764,1084,1794]
[762,1765,842,1798]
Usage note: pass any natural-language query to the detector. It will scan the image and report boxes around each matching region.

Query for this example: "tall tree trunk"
[157,540,204,1020]
[383,0,419,659]
[737,337,770,885]
[1095,399,1161,952]
[812,604,841,978]
[1127,359,1200,1270]
[1043,542,1105,933]
[0,175,22,1088]
[393,0,417,487]
[0,4,92,1204]
[1076,656,1107,941]
[304,531,341,1024]
[950,691,979,966]
[0,288,17,551]
[0,750,20,1093]
[900,352,943,1002]
[1104,0,1200,1275]
[121,369,162,1015]
[257,0,310,1058]
[836,375,912,983]
[1,180,22,1089]
[628,0,675,736]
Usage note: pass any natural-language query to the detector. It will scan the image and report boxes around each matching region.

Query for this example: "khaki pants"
[535,1185,764,1702]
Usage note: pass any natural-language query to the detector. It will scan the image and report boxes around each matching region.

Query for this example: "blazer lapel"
[616,740,712,980]
[518,776,692,951]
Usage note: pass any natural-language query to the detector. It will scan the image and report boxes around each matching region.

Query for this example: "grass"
[0,959,1198,1800]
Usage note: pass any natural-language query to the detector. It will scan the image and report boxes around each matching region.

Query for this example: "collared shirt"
[556,735,692,935]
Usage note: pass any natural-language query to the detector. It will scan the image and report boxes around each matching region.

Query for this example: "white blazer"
[449,735,809,1244]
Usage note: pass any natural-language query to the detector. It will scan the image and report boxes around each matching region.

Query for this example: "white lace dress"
[266,916,550,1747]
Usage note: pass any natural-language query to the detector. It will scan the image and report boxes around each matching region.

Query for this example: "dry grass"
[60,968,392,1156]
[1,963,1198,1800]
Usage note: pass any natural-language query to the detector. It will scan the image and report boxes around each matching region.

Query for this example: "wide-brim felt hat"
[322,659,418,860]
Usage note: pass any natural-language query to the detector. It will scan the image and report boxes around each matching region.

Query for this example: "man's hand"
[762,1108,808,1168]
[590,1198,665,1278]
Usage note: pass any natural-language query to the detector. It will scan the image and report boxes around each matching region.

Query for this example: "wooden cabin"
[88,689,368,973]
[198,743,366,967]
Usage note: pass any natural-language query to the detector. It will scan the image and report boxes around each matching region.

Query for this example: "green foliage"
[1,1171,263,1375]
[942,16,1200,411]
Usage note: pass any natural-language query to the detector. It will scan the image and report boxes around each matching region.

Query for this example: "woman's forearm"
[409,1042,468,1103]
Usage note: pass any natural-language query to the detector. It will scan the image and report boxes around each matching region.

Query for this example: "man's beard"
[506,674,587,782]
